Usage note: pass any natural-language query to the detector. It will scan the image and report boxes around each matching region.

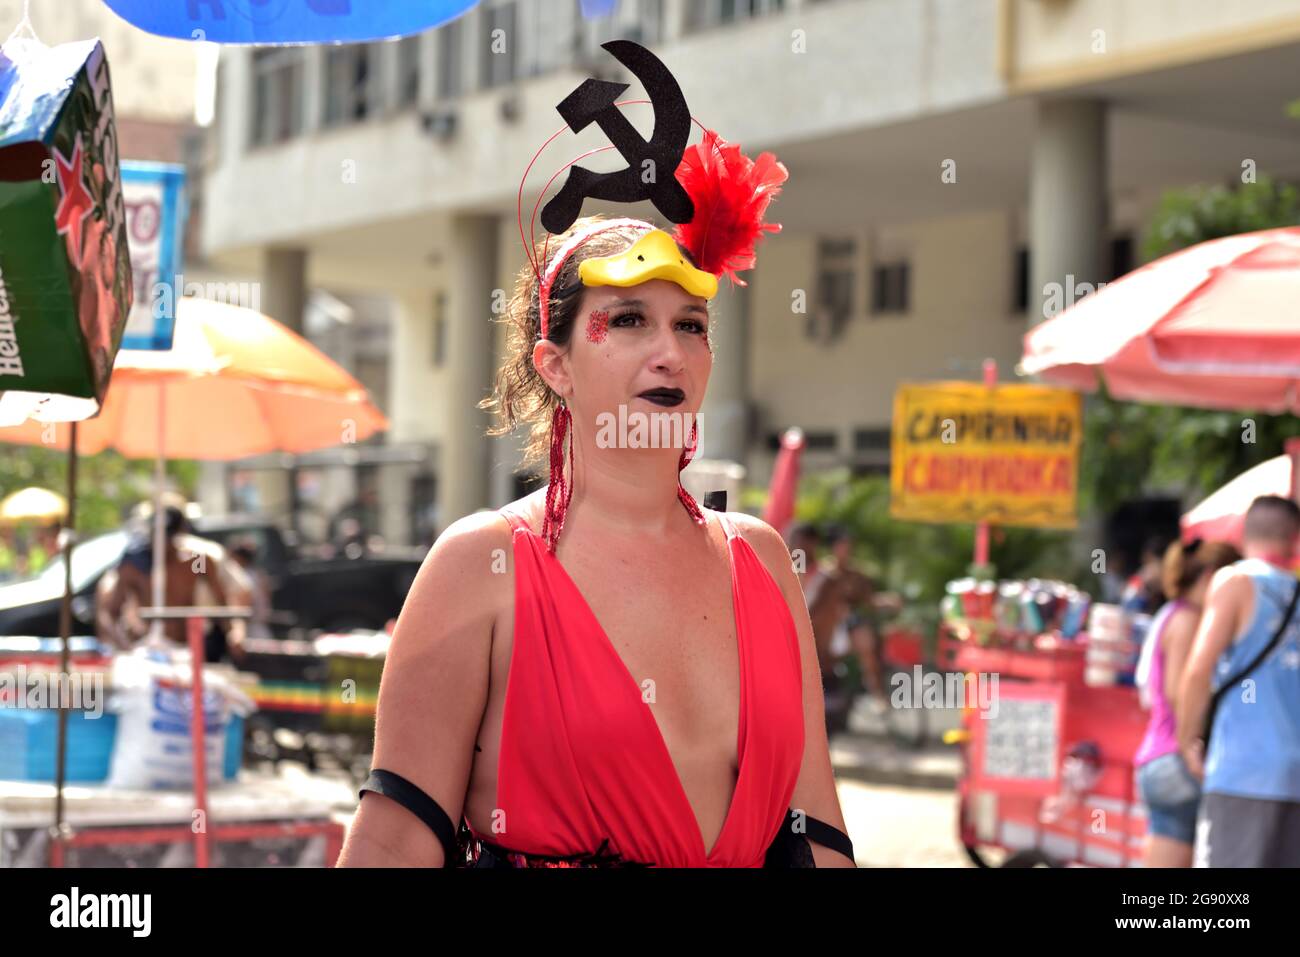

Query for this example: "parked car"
[0,517,425,638]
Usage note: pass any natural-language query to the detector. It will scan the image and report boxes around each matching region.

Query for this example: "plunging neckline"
[511,510,747,863]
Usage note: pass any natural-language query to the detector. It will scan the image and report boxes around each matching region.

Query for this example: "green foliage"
[1079,390,1296,516]
[769,470,1079,633]
[0,446,198,536]
[1141,175,1300,262]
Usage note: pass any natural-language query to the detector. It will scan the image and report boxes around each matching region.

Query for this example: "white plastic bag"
[106,644,254,791]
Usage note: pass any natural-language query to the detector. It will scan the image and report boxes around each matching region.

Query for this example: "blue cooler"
[0,709,119,781]
[0,707,245,783]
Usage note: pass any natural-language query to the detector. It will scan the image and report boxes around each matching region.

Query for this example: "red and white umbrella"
[1181,453,1297,545]
[1022,227,1300,413]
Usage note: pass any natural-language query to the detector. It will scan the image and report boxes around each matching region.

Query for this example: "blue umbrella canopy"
[102,0,480,44]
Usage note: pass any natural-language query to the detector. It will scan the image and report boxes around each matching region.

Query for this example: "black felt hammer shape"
[540,39,695,235]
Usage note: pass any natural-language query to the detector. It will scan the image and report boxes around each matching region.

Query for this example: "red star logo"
[53,134,94,260]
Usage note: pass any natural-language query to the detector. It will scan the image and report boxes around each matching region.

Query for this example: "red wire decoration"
[516,105,788,552]
[541,402,576,555]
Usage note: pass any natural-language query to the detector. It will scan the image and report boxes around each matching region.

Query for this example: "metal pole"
[973,359,998,570]
[187,615,211,868]
[51,421,78,866]
[1287,436,1300,506]
[151,382,166,641]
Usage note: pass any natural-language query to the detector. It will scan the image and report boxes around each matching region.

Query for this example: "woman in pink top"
[1135,539,1239,867]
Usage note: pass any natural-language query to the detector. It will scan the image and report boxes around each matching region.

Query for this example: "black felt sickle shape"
[540,39,695,235]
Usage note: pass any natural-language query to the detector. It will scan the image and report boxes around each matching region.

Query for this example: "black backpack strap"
[1207,577,1300,739]
[358,768,458,867]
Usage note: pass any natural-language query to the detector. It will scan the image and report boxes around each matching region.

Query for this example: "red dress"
[463,506,805,868]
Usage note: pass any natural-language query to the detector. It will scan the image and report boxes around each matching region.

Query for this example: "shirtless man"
[99,499,250,663]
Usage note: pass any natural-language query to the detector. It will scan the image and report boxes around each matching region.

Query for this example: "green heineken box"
[0,38,132,418]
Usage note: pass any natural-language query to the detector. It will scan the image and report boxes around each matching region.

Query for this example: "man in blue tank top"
[1178,495,1300,867]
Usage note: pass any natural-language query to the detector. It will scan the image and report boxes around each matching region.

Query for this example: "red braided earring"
[541,399,575,554]
[677,418,706,523]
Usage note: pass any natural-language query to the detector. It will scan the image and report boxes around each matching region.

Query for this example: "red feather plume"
[672,129,789,287]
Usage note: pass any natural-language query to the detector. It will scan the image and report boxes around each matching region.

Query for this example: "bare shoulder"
[348,509,512,866]
[405,509,515,617]
[724,512,795,587]
[1206,564,1251,603]
[179,534,225,561]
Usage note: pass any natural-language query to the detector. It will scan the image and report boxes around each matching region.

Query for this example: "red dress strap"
[713,509,739,542]
[499,507,532,535]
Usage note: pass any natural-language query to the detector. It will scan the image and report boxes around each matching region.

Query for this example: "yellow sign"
[890,382,1082,528]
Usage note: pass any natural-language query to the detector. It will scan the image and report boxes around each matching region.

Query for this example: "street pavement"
[830,693,971,867]
[836,778,971,867]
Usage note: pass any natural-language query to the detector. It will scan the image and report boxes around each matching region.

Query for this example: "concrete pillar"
[700,281,751,465]
[262,247,308,333]
[1028,98,1108,326]
[301,48,325,134]
[260,246,308,525]
[379,461,411,546]
[662,0,689,40]
[376,37,402,114]
[197,462,227,519]
[464,5,486,93]
[388,289,441,540]
[217,49,252,166]
[441,215,498,522]
[418,29,439,108]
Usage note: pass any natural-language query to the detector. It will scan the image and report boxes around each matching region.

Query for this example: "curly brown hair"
[480,215,711,470]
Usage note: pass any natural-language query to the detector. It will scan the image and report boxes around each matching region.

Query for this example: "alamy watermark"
[890,666,1000,719]
[151,274,261,314]
[595,405,700,450]
[0,667,104,719]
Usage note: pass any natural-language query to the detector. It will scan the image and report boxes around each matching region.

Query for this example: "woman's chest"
[482,541,745,765]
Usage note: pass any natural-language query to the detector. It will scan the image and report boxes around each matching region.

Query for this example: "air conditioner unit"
[420,108,458,141]
[499,90,521,123]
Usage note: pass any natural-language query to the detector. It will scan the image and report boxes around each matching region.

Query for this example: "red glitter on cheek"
[586,310,610,344]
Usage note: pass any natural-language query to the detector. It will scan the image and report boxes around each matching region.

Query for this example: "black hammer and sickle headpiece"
[539,40,694,235]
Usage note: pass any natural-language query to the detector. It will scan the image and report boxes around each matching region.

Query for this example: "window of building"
[324,44,375,126]
[806,237,856,343]
[1014,235,1134,316]
[853,427,892,453]
[637,0,666,45]
[481,1,519,89]
[871,261,910,316]
[432,292,447,367]
[766,430,837,453]
[575,0,665,68]
[250,48,305,146]
[1014,246,1029,314]
[397,35,421,107]
[436,18,464,99]
[1109,233,1134,281]
[688,0,786,31]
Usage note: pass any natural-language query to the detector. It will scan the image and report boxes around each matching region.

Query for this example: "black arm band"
[804,814,855,862]
[358,768,458,867]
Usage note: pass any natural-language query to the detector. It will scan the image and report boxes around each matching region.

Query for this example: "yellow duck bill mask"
[578,229,719,300]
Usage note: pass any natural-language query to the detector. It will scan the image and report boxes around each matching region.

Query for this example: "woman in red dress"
[339,46,853,869]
